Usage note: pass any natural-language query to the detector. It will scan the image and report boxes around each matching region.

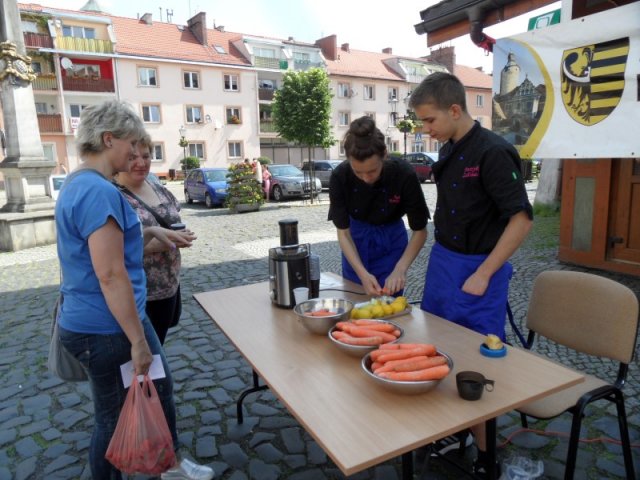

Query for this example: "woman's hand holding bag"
[106,375,176,475]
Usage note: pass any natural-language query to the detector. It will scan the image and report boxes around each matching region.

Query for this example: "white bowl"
[327,320,404,357]
[361,350,453,395]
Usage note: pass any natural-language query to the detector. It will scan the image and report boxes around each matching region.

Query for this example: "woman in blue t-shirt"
[56,100,213,480]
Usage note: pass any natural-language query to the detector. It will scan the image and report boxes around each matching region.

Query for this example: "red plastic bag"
[106,375,177,475]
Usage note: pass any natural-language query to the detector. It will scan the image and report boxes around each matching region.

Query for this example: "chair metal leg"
[612,390,636,480]
[520,412,529,429]
[564,406,584,480]
[485,418,498,480]
[401,451,413,480]
[236,369,269,424]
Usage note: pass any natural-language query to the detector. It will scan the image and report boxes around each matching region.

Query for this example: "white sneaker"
[161,458,214,480]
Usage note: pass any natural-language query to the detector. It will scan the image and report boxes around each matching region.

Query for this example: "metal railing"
[33,75,58,91]
[54,36,114,54]
[23,32,53,49]
[62,76,115,93]
[293,60,324,71]
[258,88,275,101]
[259,120,278,133]
[37,114,63,133]
[254,56,281,69]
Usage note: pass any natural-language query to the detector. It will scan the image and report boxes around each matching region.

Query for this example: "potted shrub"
[180,156,200,172]
[225,162,264,213]
[396,118,417,133]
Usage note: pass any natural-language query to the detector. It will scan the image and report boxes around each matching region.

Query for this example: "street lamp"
[388,98,398,154]
[178,125,187,165]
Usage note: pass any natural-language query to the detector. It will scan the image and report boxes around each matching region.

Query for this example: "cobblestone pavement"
[0,181,639,480]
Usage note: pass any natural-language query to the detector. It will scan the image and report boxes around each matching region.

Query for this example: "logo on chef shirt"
[388,194,401,204]
[462,166,480,178]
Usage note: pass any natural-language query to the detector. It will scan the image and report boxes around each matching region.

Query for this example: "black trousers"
[145,284,182,345]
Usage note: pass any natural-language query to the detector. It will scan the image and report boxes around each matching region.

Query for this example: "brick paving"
[0,180,638,479]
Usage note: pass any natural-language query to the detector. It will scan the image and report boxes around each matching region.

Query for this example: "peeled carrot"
[378,343,431,351]
[376,345,437,363]
[392,329,401,337]
[374,355,431,373]
[352,321,396,333]
[331,330,350,340]
[309,310,336,317]
[371,361,383,371]
[377,364,450,381]
[337,335,384,346]
[382,355,447,374]
[344,327,397,343]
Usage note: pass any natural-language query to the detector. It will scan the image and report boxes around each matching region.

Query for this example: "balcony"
[259,120,278,133]
[33,74,58,91]
[37,114,63,133]
[254,56,281,69]
[293,60,324,71]
[407,73,427,84]
[62,76,115,93]
[55,36,113,54]
[23,32,53,49]
[258,88,276,101]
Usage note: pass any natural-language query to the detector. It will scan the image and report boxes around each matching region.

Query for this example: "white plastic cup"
[293,287,309,305]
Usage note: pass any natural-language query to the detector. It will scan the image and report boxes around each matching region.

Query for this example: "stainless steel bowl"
[361,350,453,394]
[327,320,404,357]
[294,298,354,335]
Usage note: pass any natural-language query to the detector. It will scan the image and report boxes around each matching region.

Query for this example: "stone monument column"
[0,0,56,212]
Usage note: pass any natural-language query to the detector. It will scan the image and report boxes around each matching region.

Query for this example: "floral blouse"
[119,181,182,301]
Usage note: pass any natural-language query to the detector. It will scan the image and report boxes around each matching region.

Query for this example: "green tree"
[272,68,334,204]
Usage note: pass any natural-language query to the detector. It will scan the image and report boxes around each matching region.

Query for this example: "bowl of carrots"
[328,319,404,357]
[294,298,354,335]
[361,344,453,394]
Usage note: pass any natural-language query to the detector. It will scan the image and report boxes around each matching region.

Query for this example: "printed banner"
[492,2,639,159]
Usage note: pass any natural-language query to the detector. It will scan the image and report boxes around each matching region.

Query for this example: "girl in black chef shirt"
[328,116,430,296]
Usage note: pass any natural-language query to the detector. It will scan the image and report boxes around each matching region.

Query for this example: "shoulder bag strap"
[113,181,172,229]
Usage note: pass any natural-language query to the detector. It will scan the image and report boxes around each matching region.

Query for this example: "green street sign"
[528,9,561,30]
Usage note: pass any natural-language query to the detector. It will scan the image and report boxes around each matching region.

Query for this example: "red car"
[390,152,438,183]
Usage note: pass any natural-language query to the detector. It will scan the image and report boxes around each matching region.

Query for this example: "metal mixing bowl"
[327,320,404,357]
[361,350,453,394]
[294,298,354,335]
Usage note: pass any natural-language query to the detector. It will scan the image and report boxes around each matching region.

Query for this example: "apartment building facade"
[5,2,493,179]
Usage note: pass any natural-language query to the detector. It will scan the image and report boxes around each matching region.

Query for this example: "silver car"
[268,164,322,201]
[301,160,343,189]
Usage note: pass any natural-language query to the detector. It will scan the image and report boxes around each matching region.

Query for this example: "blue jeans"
[59,319,177,480]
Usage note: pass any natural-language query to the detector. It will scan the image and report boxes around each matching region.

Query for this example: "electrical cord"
[498,427,640,449]
[319,288,368,296]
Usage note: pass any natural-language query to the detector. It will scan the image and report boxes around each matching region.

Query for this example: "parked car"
[388,152,438,183]
[184,167,229,208]
[300,160,343,188]
[50,174,66,200]
[268,164,322,201]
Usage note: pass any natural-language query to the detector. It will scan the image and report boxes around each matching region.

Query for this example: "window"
[388,87,398,101]
[389,112,398,127]
[259,79,276,89]
[72,64,100,78]
[412,142,425,153]
[151,144,164,162]
[364,85,375,100]
[62,25,95,39]
[35,102,48,114]
[214,45,226,54]
[337,82,350,98]
[142,104,161,123]
[183,71,200,89]
[69,104,87,118]
[339,142,346,157]
[138,67,157,86]
[390,140,399,152]
[188,143,204,159]
[224,74,239,91]
[226,107,241,124]
[365,112,375,119]
[254,47,276,58]
[293,52,310,63]
[476,94,484,107]
[21,21,38,33]
[228,141,242,158]
[185,105,203,124]
[338,112,350,126]
[31,61,42,74]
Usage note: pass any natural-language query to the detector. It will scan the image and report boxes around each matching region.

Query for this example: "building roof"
[324,47,403,82]
[110,16,250,66]
[454,64,493,89]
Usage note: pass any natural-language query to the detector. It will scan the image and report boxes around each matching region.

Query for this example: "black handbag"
[47,294,88,381]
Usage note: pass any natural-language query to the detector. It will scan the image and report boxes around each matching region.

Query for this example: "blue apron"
[421,242,512,340]
[342,217,408,290]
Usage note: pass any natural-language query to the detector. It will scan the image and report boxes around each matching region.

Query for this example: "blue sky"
[40,0,561,74]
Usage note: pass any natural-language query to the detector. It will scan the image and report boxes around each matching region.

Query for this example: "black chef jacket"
[328,158,430,231]
[432,122,533,255]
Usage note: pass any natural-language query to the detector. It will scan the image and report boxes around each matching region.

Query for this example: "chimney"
[140,12,152,25]
[426,46,456,74]
[382,47,392,54]
[315,34,337,61]
[187,11,207,46]
[341,43,349,52]
[288,36,294,41]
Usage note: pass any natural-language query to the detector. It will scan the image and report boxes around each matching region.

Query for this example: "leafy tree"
[272,68,334,203]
